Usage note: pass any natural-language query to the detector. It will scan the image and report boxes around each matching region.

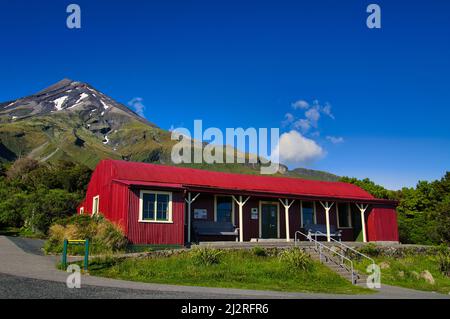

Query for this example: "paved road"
[1,236,449,299]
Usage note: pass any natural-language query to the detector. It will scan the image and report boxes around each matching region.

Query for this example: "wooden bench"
[193,221,239,242]
[304,224,342,241]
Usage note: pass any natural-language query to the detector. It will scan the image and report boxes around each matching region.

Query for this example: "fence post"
[62,239,68,270]
[84,239,89,271]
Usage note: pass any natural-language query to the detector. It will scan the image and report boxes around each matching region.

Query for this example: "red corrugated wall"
[81,160,113,216]
[126,188,185,245]
[367,206,399,241]
[78,160,127,232]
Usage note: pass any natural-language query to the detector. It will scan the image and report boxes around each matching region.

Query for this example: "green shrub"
[251,246,267,257]
[44,214,127,255]
[358,243,380,257]
[190,247,223,266]
[437,246,450,277]
[279,248,312,271]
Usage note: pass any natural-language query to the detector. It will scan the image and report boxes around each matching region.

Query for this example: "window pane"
[156,194,169,221]
[302,201,314,227]
[216,197,232,223]
[142,193,155,220]
[338,203,350,227]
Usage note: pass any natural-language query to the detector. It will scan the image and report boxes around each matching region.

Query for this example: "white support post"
[232,195,250,242]
[279,198,295,242]
[356,203,369,243]
[319,201,335,242]
[185,192,200,243]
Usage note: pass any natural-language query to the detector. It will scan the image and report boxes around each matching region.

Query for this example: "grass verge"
[354,252,450,294]
[85,248,373,294]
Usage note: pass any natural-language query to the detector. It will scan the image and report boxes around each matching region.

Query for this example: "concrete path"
[1,236,449,299]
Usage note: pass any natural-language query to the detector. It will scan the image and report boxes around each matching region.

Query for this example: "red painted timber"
[126,188,185,245]
[367,206,399,242]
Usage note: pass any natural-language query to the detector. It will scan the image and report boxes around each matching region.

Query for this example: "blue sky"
[0,0,449,189]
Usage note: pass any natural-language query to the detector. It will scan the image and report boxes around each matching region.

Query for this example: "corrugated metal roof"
[103,159,378,201]
[112,179,184,189]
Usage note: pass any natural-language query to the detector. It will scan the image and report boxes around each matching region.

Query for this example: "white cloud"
[273,130,325,165]
[322,102,335,119]
[326,136,344,144]
[282,112,295,127]
[127,97,146,118]
[291,100,310,109]
[293,118,311,133]
[305,108,320,127]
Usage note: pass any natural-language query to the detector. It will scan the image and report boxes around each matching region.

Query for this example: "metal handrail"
[295,231,355,284]
[312,231,375,267]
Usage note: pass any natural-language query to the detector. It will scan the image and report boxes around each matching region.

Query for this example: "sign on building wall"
[251,208,258,220]
[194,208,207,219]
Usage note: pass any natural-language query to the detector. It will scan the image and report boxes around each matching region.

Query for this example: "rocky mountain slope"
[0,79,339,180]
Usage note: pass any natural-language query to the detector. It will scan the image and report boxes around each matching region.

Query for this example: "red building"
[78,159,399,245]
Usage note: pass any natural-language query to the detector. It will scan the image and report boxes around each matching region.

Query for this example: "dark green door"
[261,203,278,238]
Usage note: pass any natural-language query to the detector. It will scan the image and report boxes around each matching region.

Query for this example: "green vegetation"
[44,214,127,255]
[341,173,450,245]
[190,247,223,266]
[278,247,312,271]
[0,158,91,235]
[251,246,268,257]
[354,245,450,294]
[0,114,122,168]
[86,248,372,294]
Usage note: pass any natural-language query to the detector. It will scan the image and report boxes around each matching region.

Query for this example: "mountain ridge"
[0,79,340,181]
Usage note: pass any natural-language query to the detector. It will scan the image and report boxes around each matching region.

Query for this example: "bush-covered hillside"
[0,158,91,235]
[341,174,450,245]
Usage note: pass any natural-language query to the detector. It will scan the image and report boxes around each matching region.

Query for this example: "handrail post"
[351,262,354,284]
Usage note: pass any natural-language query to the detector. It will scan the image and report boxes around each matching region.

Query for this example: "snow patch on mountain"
[76,93,89,104]
[53,96,68,111]
[100,100,110,110]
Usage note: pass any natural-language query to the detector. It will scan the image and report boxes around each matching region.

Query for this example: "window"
[337,203,352,228]
[215,196,233,223]
[139,190,172,223]
[92,196,99,216]
[301,201,316,227]
[79,207,84,215]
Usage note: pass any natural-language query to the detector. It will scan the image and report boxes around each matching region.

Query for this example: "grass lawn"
[86,249,373,294]
[354,254,450,294]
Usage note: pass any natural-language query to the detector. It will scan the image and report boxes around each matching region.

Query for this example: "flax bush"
[437,246,450,277]
[44,214,127,254]
[190,247,223,266]
[279,248,312,271]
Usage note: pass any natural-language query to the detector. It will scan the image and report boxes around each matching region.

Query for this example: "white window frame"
[139,190,173,223]
[79,207,84,215]
[300,201,317,227]
[92,195,99,216]
[336,203,352,229]
[214,195,235,225]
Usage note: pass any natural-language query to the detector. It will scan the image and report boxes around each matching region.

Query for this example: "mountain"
[0,79,340,180]
[286,167,340,182]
